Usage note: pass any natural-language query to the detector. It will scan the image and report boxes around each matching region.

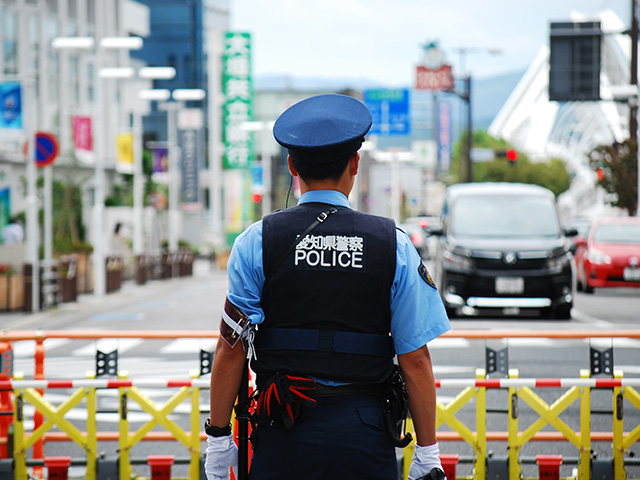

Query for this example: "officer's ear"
[349,153,360,176]
[287,156,299,177]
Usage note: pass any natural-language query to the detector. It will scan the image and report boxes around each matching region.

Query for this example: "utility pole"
[633,0,640,215]
[465,76,473,183]
[631,0,638,145]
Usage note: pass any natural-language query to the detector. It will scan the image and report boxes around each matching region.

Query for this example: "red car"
[575,217,640,293]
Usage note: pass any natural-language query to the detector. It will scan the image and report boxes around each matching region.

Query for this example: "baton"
[236,360,250,480]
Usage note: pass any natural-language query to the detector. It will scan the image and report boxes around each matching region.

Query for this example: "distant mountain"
[472,71,525,130]
[255,74,389,92]
[255,69,526,135]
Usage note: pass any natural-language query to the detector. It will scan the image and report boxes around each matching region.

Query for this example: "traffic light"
[495,149,518,164]
[251,192,263,203]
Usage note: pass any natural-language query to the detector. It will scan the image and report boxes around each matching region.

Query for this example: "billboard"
[72,115,94,164]
[363,88,410,136]
[115,133,134,174]
[415,65,454,91]
[0,82,22,130]
[222,32,254,169]
[437,101,452,172]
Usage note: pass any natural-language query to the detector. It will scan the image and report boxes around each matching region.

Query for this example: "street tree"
[448,131,571,197]
[588,140,638,216]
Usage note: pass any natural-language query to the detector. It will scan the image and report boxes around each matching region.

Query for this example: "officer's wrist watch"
[204,417,232,437]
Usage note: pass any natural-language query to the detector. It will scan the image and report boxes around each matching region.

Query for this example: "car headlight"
[547,251,572,269]
[588,248,611,265]
[443,249,473,269]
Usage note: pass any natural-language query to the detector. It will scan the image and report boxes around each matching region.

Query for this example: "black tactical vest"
[252,202,396,386]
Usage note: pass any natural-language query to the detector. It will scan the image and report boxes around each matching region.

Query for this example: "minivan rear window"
[451,194,561,238]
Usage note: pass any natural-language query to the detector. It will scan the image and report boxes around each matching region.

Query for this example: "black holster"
[377,365,413,447]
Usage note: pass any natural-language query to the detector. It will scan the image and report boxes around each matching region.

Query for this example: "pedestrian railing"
[0,329,638,480]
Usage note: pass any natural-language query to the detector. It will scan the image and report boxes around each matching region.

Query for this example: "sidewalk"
[0,258,226,331]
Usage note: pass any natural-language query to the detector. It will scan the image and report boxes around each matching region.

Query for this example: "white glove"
[408,443,445,480]
[204,434,238,480]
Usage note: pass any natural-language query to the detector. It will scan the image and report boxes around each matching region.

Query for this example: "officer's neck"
[295,155,358,198]
[299,178,352,198]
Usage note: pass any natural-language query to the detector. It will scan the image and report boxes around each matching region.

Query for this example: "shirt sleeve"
[390,229,451,355]
[226,221,266,325]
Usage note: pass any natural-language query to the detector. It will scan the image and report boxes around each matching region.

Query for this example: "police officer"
[205,94,451,480]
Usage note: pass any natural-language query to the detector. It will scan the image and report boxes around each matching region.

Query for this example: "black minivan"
[431,183,575,319]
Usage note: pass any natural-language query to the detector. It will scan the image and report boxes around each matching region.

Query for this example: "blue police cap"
[273,94,372,164]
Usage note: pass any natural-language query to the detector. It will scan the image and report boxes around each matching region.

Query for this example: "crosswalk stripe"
[12,339,69,358]
[428,338,471,348]
[160,338,217,354]
[585,338,640,349]
[72,338,143,356]
[497,338,557,347]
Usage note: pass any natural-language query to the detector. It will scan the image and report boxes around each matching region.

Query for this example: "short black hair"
[291,155,352,182]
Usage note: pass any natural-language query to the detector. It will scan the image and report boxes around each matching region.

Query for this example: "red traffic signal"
[251,192,263,203]
[506,149,518,162]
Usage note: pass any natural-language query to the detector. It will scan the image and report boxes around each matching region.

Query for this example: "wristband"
[204,418,232,437]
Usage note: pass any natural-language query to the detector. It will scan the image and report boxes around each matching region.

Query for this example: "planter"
[0,274,24,311]
[75,252,93,293]
[9,274,24,310]
[216,252,230,270]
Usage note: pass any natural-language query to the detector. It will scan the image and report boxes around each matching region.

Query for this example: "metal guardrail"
[0,330,638,480]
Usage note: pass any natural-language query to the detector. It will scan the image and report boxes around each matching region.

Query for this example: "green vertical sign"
[0,188,10,243]
[222,32,254,169]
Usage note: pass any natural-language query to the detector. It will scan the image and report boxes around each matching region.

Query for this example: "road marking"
[571,309,615,328]
[11,338,69,358]
[72,338,143,356]
[496,338,557,348]
[428,338,471,348]
[433,365,477,375]
[585,338,640,349]
[160,338,218,354]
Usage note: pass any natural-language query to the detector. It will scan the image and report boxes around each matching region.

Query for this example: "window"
[87,62,94,103]
[46,0,58,14]
[2,8,19,74]
[451,195,560,238]
[594,224,640,244]
[87,0,95,25]
[68,0,78,20]
[70,56,80,104]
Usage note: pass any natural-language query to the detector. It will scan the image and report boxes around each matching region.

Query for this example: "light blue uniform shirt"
[227,190,451,357]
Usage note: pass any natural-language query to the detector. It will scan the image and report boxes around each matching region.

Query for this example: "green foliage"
[448,131,571,197]
[105,175,134,206]
[51,180,92,254]
[588,140,638,216]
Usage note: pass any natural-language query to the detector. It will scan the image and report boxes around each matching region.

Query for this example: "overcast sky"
[230,0,631,86]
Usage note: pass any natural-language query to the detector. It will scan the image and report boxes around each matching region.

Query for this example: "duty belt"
[312,382,378,398]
